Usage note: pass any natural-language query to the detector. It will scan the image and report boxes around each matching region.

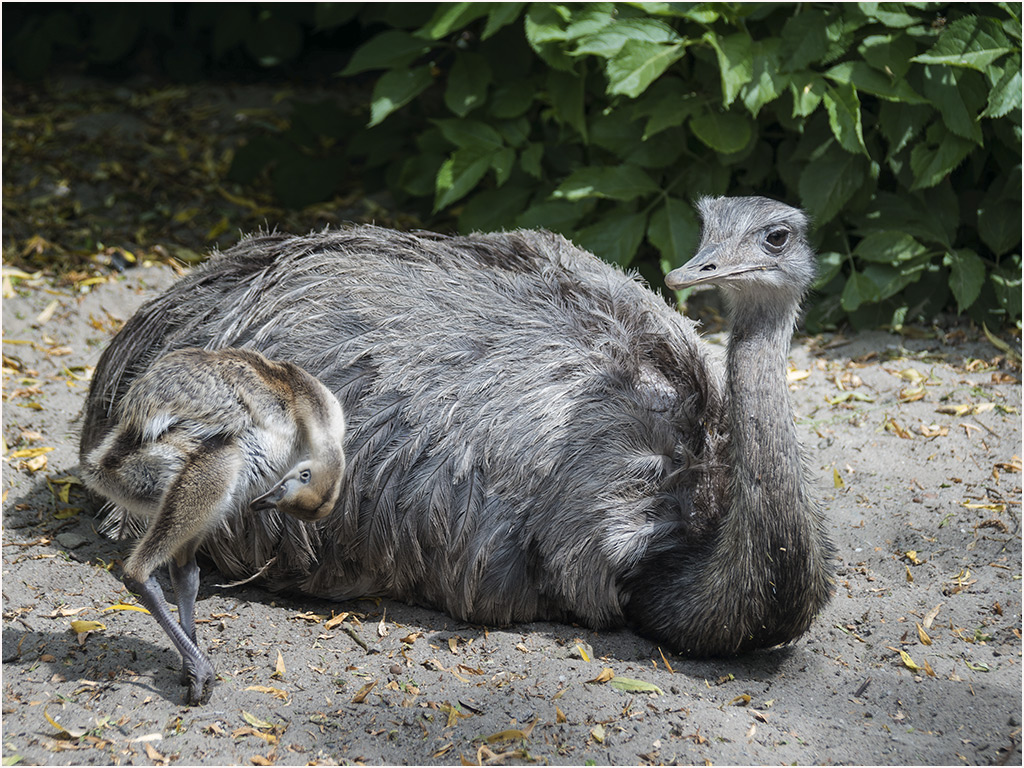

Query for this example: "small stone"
[56,532,89,550]
[389,664,402,676]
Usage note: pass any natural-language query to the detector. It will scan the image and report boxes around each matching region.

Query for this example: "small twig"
[343,624,371,653]
[854,677,871,698]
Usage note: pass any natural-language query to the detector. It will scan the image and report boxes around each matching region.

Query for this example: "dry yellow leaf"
[905,565,913,583]
[922,658,936,677]
[898,650,921,671]
[904,550,922,565]
[898,386,926,403]
[787,368,810,383]
[324,611,349,630]
[273,650,285,679]
[590,724,606,743]
[245,685,288,701]
[587,667,615,684]
[70,620,106,634]
[833,468,845,489]
[103,603,150,615]
[351,680,376,704]
[923,603,943,630]
[916,623,932,645]
[8,446,55,459]
[556,706,566,723]
[728,694,752,707]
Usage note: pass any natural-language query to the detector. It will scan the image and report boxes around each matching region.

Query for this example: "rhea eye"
[299,469,311,483]
[765,228,789,253]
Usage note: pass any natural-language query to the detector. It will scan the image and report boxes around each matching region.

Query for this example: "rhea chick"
[82,348,346,704]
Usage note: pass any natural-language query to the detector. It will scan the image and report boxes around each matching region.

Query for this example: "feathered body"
[83,199,832,657]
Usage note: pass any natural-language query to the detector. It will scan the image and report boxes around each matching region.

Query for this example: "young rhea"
[82,348,346,704]
[82,196,833,682]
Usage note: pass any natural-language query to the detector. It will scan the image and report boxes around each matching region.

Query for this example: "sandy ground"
[2,261,1021,766]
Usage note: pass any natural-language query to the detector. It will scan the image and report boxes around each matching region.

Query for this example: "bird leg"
[123,571,215,705]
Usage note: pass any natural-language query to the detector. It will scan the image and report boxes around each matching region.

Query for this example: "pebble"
[56,532,90,550]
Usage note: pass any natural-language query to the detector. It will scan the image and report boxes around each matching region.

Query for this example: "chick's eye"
[299,469,311,483]
[764,228,789,253]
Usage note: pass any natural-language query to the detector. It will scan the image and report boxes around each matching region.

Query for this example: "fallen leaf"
[609,677,663,695]
[827,391,875,404]
[728,694,752,707]
[351,680,377,704]
[36,299,60,325]
[658,647,674,674]
[965,660,990,672]
[587,668,615,684]
[241,711,275,730]
[245,685,288,701]
[377,611,388,638]
[896,368,927,384]
[920,423,948,437]
[897,650,921,672]
[787,368,810,383]
[250,756,272,766]
[400,631,422,644]
[922,659,936,677]
[324,612,350,630]
[70,620,105,634]
[590,723,606,744]
[103,603,150,615]
[8,446,55,459]
[272,651,285,679]
[884,417,913,439]
[916,623,932,645]
[484,719,537,744]
[905,564,913,583]
[144,742,168,764]
[833,468,845,489]
[555,706,566,723]
[923,603,943,629]
[898,386,926,403]
[43,704,87,737]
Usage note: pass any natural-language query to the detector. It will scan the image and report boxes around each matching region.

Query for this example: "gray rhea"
[81,196,833,677]
[81,348,346,704]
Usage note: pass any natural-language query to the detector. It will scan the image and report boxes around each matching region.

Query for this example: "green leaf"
[859,189,958,249]
[341,30,431,75]
[798,142,868,225]
[434,119,504,152]
[948,248,986,312]
[742,39,787,116]
[690,110,753,154]
[815,251,845,289]
[878,101,930,158]
[573,17,681,58]
[857,32,918,79]
[647,197,700,270]
[458,186,532,233]
[921,65,984,144]
[609,676,664,694]
[859,3,920,29]
[575,209,649,267]
[854,231,928,264]
[982,55,1023,118]
[434,148,494,211]
[780,9,831,71]
[420,2,492,40]
[369,66,433,127]
[991,264,1023,321]
[516,199,589,234]
[632,81,700,138]
[445,53,492,117]
[490,81,536,119]
[823,83,867,155]
[824,61,927,104]
[520,143,544,178]
[492,147,516,187]
[547,69,587,140]
[977,197,1022,256]
[605,40,685,98]
[483,3,526,40]
[912,15,1013,71]
[841,270,880,311]
[525,4,576,71]
[704,31,753,107]
[789,74,827,118]
[909,122,976,190]
[552,165,658,202]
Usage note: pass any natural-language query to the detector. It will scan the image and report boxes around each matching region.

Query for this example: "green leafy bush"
[313,2,1021,329]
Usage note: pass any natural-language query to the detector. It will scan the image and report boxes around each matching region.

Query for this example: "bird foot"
[181,656,216,705]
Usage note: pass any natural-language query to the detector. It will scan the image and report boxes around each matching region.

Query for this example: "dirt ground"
[2,256,1021,766]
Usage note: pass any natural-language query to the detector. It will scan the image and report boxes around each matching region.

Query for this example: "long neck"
[701,292,831,648]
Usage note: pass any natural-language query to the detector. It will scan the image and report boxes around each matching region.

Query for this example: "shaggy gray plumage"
[82,196,833,657]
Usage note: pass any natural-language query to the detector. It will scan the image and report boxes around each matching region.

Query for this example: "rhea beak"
[665,245,770,289]
[250,483,283,512]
